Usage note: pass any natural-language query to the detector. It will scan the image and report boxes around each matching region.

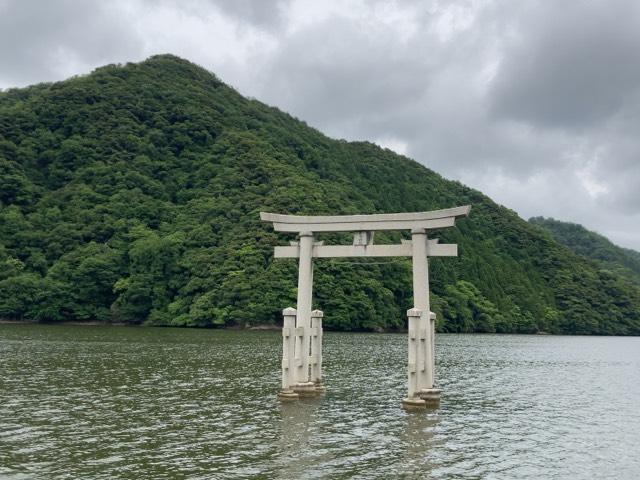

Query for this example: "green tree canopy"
[0,55,639,334]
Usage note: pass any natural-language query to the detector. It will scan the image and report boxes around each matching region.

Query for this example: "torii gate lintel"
[261,206,471,411]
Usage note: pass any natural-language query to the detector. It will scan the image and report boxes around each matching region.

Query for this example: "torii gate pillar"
[402,228,441,410]
[292,232,315,394]
[261,206,470,410]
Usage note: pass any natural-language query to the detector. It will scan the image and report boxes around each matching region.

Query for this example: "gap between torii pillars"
[261,206,471,410]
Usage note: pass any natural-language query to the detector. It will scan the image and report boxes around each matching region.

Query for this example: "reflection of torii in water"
[261,206,471,411]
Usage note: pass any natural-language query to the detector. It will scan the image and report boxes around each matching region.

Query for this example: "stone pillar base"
[292,382,317,397]
[277,389,299,402]
[418,388,441,408]
[313,381,326,393]
[402,397,427,411]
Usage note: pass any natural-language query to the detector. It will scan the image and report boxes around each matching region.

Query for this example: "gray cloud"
[489,0,640,129]
[208,0,289,30]
[0,0,144,87]
[0,0,639,249]
[147,0,291,31]
[247,0,640,248]
[256,15,439,134]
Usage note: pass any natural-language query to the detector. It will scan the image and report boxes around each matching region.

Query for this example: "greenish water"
[1,325,639,479]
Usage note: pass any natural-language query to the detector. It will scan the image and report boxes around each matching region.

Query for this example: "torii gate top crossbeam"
[260,206,470,233]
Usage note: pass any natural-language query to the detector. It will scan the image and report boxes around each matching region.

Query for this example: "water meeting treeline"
[1,55,639,334]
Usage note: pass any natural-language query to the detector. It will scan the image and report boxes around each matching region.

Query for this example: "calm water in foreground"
[1,325,639,479]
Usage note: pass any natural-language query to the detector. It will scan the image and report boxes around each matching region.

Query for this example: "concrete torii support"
[261,206,471,410]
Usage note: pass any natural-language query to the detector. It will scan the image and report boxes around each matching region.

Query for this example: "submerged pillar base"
[292,382,317,397]
[402,397,427,411]
[277,389,299,402]
[418,388,441,408]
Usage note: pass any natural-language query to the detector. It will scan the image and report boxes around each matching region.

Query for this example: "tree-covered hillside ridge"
[529,217,640,285]
[1,55,639,334]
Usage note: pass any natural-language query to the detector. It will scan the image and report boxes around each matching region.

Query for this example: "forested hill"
[529,217,640,285]
[1,55,639,335]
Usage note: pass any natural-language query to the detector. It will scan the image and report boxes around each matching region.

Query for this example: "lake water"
[1,325,639,479]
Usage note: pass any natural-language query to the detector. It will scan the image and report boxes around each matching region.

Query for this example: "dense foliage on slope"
[530,217,640,285]
[1,55,639,334]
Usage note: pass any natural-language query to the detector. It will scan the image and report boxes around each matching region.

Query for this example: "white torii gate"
[261,205,470,410]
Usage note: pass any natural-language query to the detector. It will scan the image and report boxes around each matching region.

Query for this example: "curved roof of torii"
[260,205,471,233]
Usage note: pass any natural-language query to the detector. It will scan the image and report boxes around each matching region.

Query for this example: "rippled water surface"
[1,325,639,479]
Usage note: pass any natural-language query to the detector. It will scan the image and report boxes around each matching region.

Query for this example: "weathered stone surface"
[402,397,427,412]
[418,388,442,408]
[277,389,299,402]
[292,382,317,397]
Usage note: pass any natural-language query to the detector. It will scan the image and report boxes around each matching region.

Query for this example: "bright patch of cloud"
[376,137,409,156]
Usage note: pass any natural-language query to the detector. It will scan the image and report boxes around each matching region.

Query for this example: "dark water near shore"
[1,325,639,479]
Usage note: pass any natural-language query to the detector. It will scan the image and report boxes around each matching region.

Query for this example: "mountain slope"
[1,54,639,334]
[530,217,640,284]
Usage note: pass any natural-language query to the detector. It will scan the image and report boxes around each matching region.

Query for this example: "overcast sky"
[1,0,639,250]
